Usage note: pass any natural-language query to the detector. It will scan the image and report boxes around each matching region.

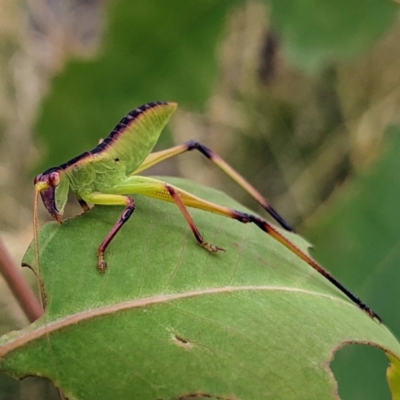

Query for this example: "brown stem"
[0,236,43,322]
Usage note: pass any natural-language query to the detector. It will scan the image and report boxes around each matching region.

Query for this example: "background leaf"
[269,0,397,70]
[388,354,400,400]
[35,0,237,170]
[1,178,399,400]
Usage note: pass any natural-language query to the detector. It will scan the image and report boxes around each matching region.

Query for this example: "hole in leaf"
[172,334,192,350]
[0,373,61,400]
[331,344,391,400]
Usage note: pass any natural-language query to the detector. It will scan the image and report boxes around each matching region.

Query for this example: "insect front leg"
[76,195,90,212]
[80,192,135,272]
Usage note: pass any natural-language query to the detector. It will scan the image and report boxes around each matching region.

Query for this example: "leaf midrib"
[0,285,348,357]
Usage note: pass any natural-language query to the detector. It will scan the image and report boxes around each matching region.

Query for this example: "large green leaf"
[1,178,400,399]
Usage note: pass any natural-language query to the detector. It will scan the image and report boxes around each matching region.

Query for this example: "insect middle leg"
[83,186,223,271]
[132,141,294,232]
[80,193,135,272]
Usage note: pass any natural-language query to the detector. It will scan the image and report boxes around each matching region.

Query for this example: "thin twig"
[0,236,43,322]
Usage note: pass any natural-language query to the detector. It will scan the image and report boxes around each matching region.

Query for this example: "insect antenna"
[33,187,64,395]
[33,188,46,310]
[33,189,39,272]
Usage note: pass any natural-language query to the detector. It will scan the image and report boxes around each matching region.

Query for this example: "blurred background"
[0,0,399,399]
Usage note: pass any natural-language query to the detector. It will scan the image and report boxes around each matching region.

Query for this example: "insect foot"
[201,242,226,253]
[97,256,107,273]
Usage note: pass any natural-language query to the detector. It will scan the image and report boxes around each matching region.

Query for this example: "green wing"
[92,101,177,175]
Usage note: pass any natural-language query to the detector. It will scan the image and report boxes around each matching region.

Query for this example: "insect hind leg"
[166,185,225,253]
[110,176,381,322]
[229,209,380,322]
[132,140,294,232]
[185,140,294,232]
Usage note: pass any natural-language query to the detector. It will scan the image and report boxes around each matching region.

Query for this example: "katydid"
[34,101,381,322]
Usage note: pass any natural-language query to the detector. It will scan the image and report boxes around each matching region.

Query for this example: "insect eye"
[33,175,40,185]
[49,172,60,187]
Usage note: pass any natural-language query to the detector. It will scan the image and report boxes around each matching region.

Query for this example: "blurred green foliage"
[35,0,398,171]
[270,0,397,70]
[36,0,238,170]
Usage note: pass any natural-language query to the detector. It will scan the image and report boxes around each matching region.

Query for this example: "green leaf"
[1,178,399,400]
[269,0,398,70]
[388,354,400,400]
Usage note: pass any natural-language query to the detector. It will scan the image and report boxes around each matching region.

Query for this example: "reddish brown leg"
[97,197,135,272]
[166,186,225,253]
[184,140,294,232]
[227,209,381,322]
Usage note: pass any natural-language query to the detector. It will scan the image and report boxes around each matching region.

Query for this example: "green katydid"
[34,101,381,322]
